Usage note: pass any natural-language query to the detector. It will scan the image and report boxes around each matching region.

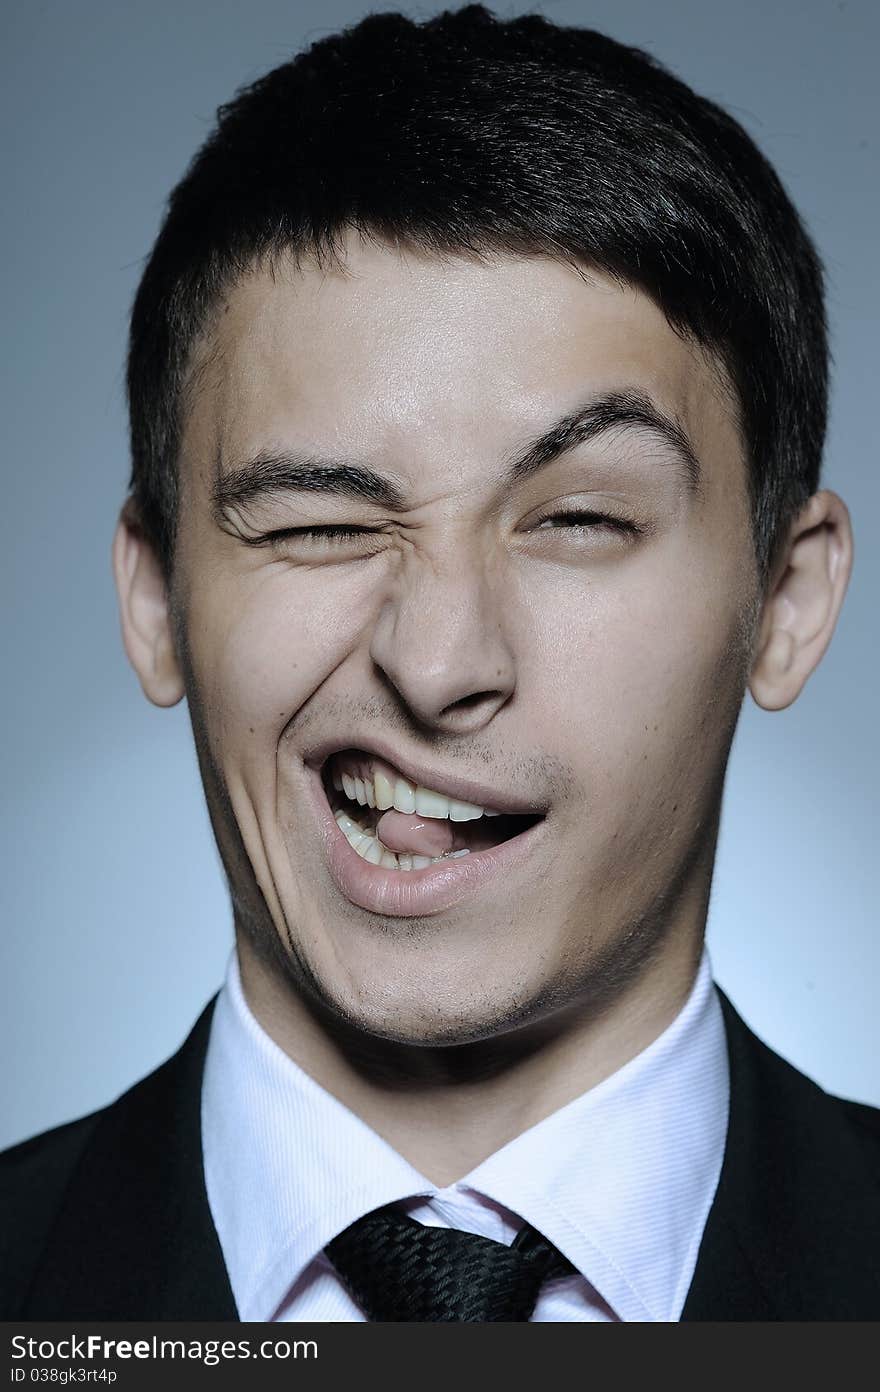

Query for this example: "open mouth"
[319,749,545,873]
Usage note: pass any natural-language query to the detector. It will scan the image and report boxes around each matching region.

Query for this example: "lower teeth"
[333,808,471,871]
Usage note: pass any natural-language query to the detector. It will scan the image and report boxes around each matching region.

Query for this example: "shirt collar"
[202,952,433,1321]
[460,950,729,1320]
[202,947,728,1322]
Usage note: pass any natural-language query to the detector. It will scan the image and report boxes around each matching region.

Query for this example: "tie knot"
[325,1204,576,1321]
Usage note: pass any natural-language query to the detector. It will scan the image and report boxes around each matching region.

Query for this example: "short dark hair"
[127,3,828,594]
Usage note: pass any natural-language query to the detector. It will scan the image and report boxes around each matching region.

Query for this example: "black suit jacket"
[2,989,879,1321]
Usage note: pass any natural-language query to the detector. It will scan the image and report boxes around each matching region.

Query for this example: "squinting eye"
[536,511,643,536]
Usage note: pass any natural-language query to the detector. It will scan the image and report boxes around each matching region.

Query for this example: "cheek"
[525,545,747,806]
[183,568,371,759]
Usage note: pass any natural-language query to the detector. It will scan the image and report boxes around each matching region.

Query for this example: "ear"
[112,498,185,707]
[749,489,854,711]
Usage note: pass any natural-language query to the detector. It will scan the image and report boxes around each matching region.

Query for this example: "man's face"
[170,236,758,1045]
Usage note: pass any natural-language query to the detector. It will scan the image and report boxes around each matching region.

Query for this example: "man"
[2,4,876,1322]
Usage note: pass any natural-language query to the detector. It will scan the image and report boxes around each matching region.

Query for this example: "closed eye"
[258,525,384,547]
[277,525,374,542]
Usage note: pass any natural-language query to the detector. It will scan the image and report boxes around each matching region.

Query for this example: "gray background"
[2,0,877,1149]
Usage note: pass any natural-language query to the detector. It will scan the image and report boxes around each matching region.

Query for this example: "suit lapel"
[682,988,880,1320]
[23,997,238,1320]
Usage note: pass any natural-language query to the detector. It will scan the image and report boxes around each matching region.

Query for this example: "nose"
[368,542,516,734]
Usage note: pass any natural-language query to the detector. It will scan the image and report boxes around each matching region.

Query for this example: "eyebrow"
[211,387,702,519]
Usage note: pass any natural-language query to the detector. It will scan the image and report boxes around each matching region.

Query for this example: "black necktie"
[324,1204,577,1321]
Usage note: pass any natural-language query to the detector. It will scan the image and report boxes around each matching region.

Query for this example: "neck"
[235,928,704,1187]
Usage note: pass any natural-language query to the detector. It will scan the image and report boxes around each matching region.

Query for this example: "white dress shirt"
[202,946,729,1322]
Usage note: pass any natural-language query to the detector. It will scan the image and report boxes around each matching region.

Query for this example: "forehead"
[182,238,741,494]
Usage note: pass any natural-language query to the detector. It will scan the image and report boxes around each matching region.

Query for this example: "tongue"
[375,810,456,857]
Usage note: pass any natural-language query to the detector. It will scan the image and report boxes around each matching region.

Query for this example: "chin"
[333,1003,542,1051]
[298,950,575,1051]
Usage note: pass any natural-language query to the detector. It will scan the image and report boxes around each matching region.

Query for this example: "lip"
[304,761,548,917]
[303,735,548,817]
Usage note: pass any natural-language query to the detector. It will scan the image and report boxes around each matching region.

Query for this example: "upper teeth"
[331,756,502,821]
